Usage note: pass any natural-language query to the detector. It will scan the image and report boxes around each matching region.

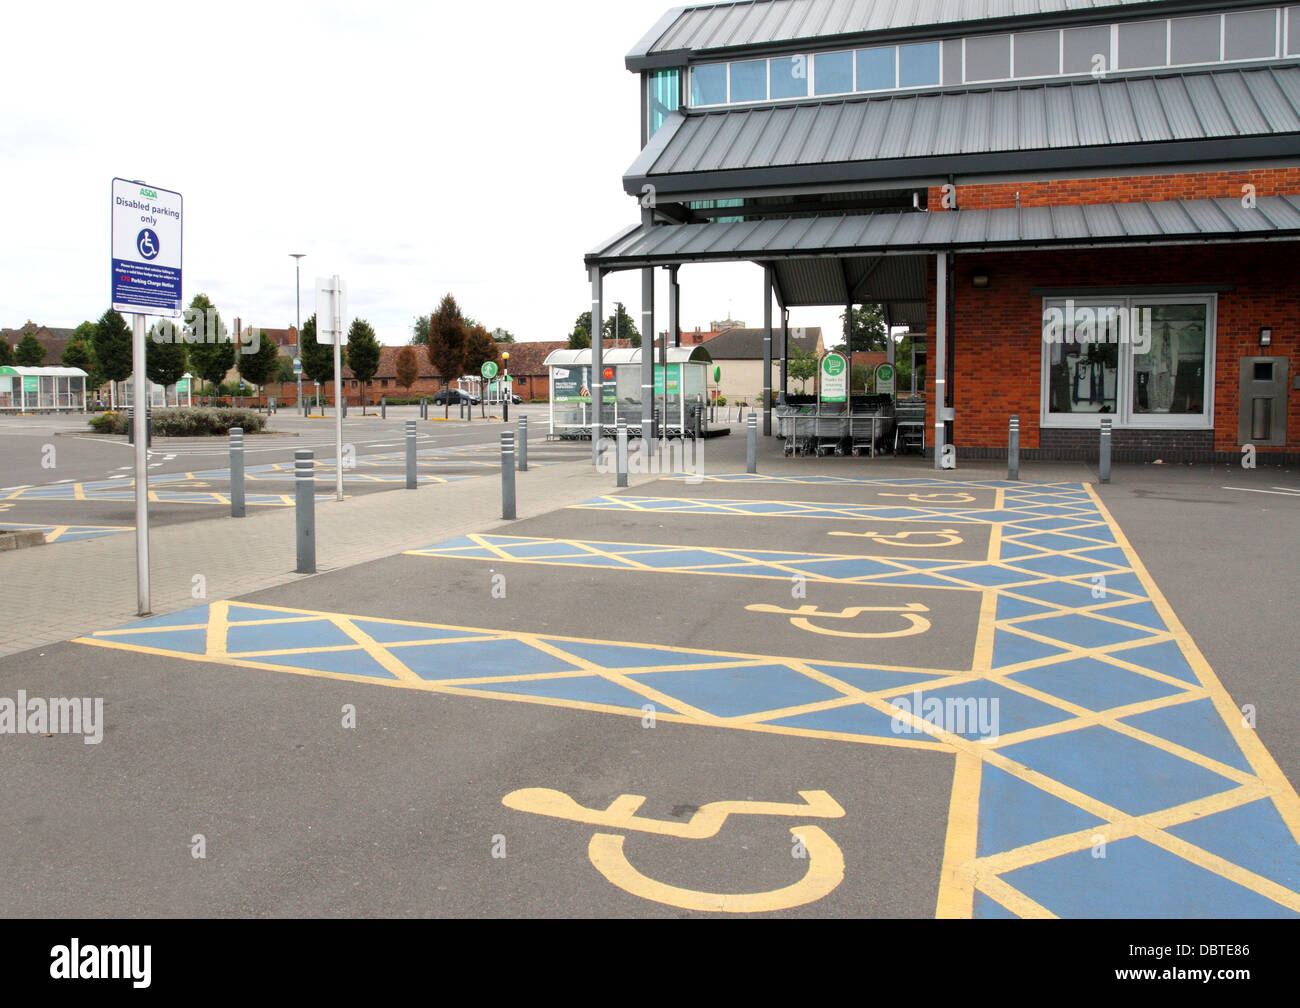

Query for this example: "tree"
[410,314,430,346]
[462,323,500,417]
[839,304,888,352]
[395,345,419,397]
[300,314,346,394]
[185,293,235,397]
[346,318,381,413]
[567,325,590,350]
[491,327,515,344]
[426,294,467,418]
[71,320,97,344]
[15,334,45,366]
[146,323,188,389]
[237,327,282,410]
[275,355,296,384]
[786,344,817,393]
[0,338,11,366]
[602,302,641,347]
[92,308,133,405]
[61,337,99,390]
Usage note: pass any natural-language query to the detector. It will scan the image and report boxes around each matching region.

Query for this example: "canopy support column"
[590,266,603,466]
[641,267,655,446]
[664,265,676,437]
[780,308,789,403]
[763,267,773,436]
[934,252,948,470]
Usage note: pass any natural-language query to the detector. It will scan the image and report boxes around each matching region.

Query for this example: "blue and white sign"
[112,178,182,316]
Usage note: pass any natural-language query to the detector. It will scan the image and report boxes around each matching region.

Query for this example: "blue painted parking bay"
[77,478,1300,918]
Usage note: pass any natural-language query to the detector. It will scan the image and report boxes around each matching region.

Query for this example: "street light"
[290,253,306,409]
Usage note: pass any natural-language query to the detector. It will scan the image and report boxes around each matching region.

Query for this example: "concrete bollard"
[381,397,386,420]
[342,400,348,419]
[517,416,528,472]
[616,420,628,488]
[501,431,516,520]
[230,427,245,517]
[295,449,315,574]
[746,412,758,474]
[1100,418,1112,484]
[405,419,417,489]
[1007,415,1020,482]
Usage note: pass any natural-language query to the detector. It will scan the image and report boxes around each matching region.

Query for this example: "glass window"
[729,59,767,102]
[691,63,726,105]
[814,50,853,94]
[1014,30,1060,77]
[1064,24,1111,74]
[1118,19,1167,69]
[965,34,1011,81]
[1291,7,1300,55]
[1225,9,1277,60]
[770,55,809,99]
[942,39,962,84]
[647,69,679,138]
[1132,304,1207,415]
[1044,303,1123,417]
[1171,15,1220,64]
[856,46,895,90]
[898,41,940,87]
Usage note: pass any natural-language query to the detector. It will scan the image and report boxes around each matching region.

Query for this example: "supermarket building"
[586,0,1300,463]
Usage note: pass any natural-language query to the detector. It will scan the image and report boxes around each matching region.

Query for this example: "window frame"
[1039,294,1217,431]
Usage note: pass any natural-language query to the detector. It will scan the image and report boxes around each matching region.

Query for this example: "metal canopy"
[542,346,714,367]
[625,64,1300,195]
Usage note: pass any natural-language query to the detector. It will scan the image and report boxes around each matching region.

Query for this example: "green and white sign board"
[820,352,847,403]
[23,375,40,394]
[874,362,896,395]
[481,360,498,379]
[653,363,681,396]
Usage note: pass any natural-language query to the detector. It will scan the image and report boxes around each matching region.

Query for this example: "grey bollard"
[517,416,528,472]
[1007,415,1020,482]
[501,431,516,520]
[230,427,245,517]
[381,397,386,420]
[1099,418,1112,484]
[405,419,417,489]
[295,449,315,574]
[746,412,758,474]
[616,421,628,488]
[342,400,348,419]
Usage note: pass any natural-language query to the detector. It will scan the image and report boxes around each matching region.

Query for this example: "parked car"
[432,388,480,405]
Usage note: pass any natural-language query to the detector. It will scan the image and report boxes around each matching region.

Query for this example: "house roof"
[340,342,565,382]
[701,326,822,358]
[628,0,1186,68]
[626,63,1300,196]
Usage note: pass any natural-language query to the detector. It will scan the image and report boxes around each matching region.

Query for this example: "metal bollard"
[381,397,386,420]
[616,420,628,488]
[230,427,245,517]
[405,419,417,489]
[746,412,758,474]
[342,400,348,419]
[517,416,528,472]
[1007,415,1020,482]
[294,449,315,574]
[1099,418,1112,484]
[501,431,516,520]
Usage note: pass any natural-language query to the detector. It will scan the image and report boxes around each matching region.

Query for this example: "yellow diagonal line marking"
[205,601,230,658]
[332,615,421,684]
[936,752,983,918]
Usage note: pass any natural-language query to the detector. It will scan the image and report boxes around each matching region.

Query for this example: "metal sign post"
[315,275,348,502]
[111,178,183,616]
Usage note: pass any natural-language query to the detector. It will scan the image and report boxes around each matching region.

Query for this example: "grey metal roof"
[700,326,821,357]
[630,0,1185,66]
[588,193,1300,268]
[628,64,1300,193]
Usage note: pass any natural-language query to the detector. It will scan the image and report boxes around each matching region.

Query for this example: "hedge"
[88,407,266,436]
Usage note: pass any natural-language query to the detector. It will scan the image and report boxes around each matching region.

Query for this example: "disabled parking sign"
[111,178,182,316]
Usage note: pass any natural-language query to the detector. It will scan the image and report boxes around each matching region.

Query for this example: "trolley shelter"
[115,374,195,409]
[544,346,714,439]
[0,366,88,412]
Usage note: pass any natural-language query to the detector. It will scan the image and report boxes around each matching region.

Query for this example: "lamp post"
[290,253,306,409]
[501,351,510,422]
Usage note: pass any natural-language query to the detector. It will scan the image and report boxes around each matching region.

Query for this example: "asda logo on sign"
[822,354,845,376]
[820,351,848,403]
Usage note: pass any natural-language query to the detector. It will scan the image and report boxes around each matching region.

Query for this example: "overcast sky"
[1,0,847,347]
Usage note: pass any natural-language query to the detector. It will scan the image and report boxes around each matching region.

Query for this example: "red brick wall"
[928,168,1300,211]
[922,243,1300,456]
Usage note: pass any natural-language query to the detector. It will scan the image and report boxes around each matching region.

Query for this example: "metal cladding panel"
[1146,199,1199,235]
[1049,203,1091,240]
[661,115,716,173]
[890,212,934,244]
[1097,79,1142,142]
[1154,76,1204,140]
[696,111,753,170]
[749,106,798,165]
[1257,194,1300,229]
[1214,73,1271,134]
[933,93,969,155]
[855,100,897,159]
[726,107,779,167]
[1070,83,1111,146]
[985,208,1023,242]
[954,208,991,243]
[1182,73,1238,136]
[920,210,962,244]
[959,90,994,153]
[1044,85,1081,148]
[1080,201,1124,237]
[774,258,851,303]
[1126,77,1174,142]
[879,97,920,157]
[1207,197,1275,232]
[905,94,944,157]
[825,214,872,246]
[780,104,822,164]
[988,89,1021,151]
[1020,206,1057,240]
[793,215,845,249]
[1016,87,1049,150]
[1112,201,1159,235]
[1240,68,1300,132]
[797,101,845,162]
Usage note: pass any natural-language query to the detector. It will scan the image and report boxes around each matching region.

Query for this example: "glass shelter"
[0,366,88,412]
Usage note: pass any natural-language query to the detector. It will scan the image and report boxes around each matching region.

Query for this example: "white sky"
[0,0,846,347]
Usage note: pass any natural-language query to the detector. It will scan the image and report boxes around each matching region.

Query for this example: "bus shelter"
[543,345,714,440]
[0,366,88,412]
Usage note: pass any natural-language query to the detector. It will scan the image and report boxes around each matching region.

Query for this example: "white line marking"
[1223,486,1300,497]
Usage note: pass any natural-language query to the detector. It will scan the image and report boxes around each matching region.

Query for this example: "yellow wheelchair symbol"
[503,787,846,913]
[828,528,963,548]
[746,602,931,638]
[878,492,975,504]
